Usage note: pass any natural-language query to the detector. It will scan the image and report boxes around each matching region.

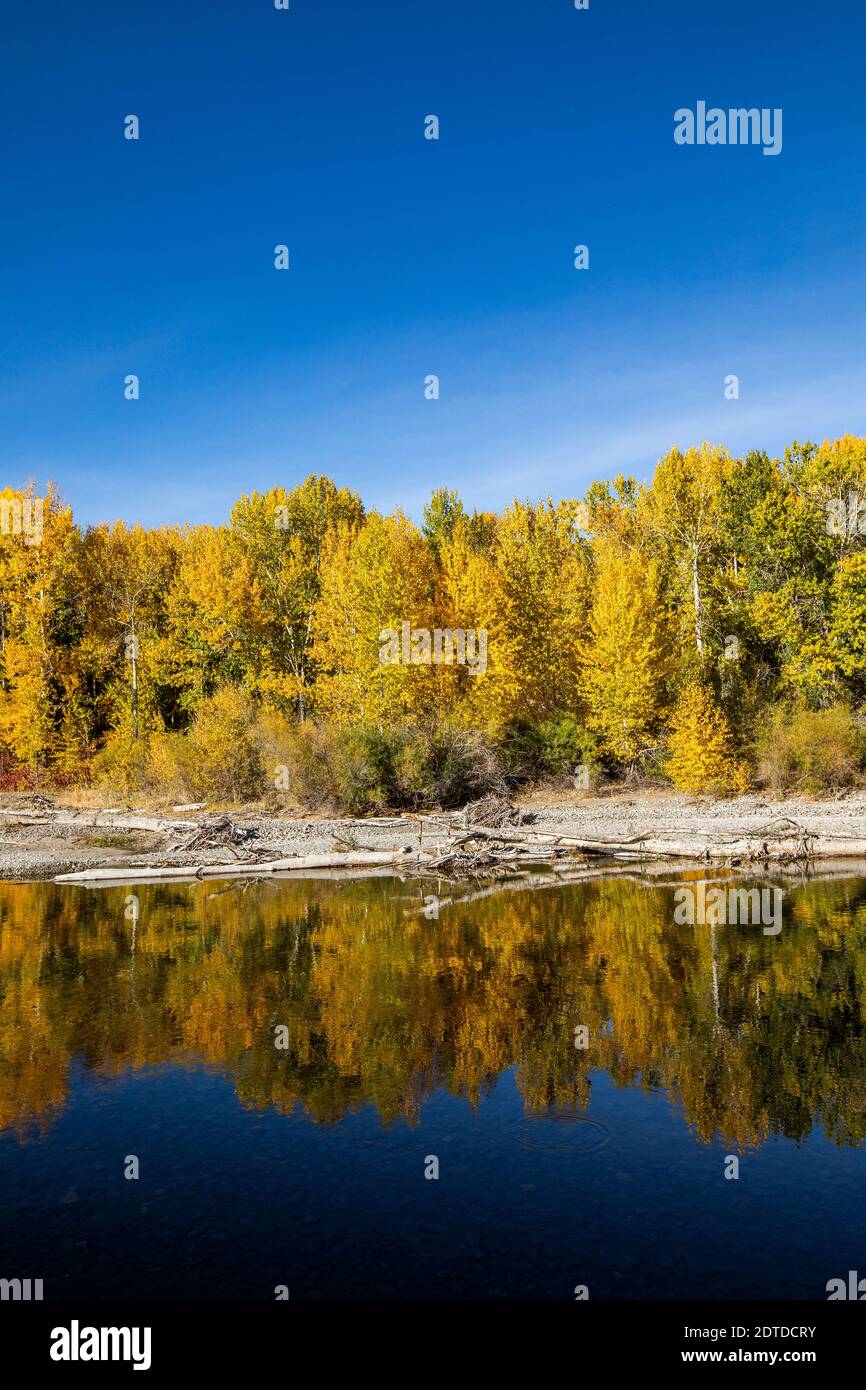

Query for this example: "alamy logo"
[826,491,866,538]
[827,1270,866,1300]
[379,621,488,675]
[673,883,783,936]
[674,102,782,156]
[0,1276,43,1300]
[0,496,43,546]
[50,1321,152,1371]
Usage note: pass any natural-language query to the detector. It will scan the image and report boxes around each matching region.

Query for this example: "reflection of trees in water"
[1,873,865,1150]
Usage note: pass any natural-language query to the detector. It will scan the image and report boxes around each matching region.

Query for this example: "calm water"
[1,869,865,1300]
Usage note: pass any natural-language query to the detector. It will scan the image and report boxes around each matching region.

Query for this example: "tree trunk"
[692,550,703,654]
[128,618,139,739]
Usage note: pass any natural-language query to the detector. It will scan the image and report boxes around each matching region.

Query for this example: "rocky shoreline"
[1,790,865,883]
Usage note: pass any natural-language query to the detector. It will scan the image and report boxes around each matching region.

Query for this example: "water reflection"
[1,870,865,1150]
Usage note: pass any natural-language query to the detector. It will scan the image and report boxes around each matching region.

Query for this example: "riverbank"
[2,788,866,881]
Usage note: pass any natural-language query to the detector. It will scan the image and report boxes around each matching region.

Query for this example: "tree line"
[3,433,866,801]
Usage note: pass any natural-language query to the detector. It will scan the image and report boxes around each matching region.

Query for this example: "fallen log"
[448,822,866,862]
[447,823,674,858]
[1,809,200,833]
[53,848,413,884]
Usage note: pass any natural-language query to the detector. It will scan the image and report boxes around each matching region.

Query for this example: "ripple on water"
[514,1111,610,1156]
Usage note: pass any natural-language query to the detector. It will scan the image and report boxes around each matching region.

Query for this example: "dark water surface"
[1,870,865,1300]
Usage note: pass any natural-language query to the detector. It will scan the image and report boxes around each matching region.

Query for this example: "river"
[1,870,864,1299]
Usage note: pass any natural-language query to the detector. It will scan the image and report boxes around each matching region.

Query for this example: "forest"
[3,433,866,810]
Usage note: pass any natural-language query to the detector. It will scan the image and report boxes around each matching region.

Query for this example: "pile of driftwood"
[458,794,523,829]
[425,811,580,878]
[422,813,829,869]
[168,815,260,860]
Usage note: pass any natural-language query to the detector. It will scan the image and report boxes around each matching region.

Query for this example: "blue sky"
[2,0,866,528]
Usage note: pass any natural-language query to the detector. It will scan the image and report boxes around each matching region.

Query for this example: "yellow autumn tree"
[638,443,734,656]
[667,682,748,794]
[162,524,261,712]
[0,485,77,774]
[311,510,438,723]
[82,521,180,739]
[433,510,499,728]
[229,478,365,716]
[480,500,591,733]
[581,539,671,762]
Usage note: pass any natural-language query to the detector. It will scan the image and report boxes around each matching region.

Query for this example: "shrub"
[666,683,749,795]
[260,715,335,810]
[0,750,36,792]
[186,687,266,802]
[93,690,267,805]
[392,724,508,808]
[754,703,866,795]
[501,715,603,784]
[145,730,198,804]
[89,706,509,812]
[330,725,395,815]
[265,718,506,814]
[91,729,151,799]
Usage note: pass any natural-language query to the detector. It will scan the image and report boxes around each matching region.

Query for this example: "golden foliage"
[6,435,866,793]
[667,682,749,793]
[580,539,670,761]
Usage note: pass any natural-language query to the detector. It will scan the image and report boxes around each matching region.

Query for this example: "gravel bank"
[1,790,865,882]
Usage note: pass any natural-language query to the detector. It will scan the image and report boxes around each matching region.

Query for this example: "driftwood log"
[444,819,866,864]
[53,849,414,884]
[1,808,199,834]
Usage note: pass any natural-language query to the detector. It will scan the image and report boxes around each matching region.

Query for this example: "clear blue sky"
[2,0,866,528]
